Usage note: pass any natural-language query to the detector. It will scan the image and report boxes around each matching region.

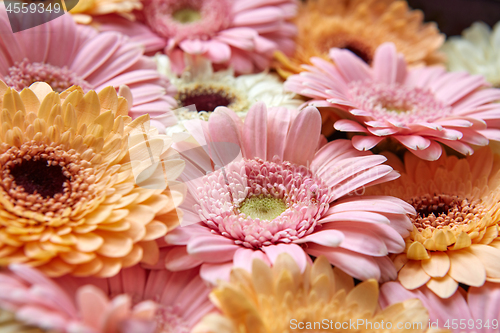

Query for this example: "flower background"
[0,0,499,332]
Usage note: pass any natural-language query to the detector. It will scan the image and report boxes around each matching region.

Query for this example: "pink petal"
[306,244,381,281]
[410,140,443,161]
[283,106,321,166]
[293,230,345,247]
[200,262,233,284]
[187,235,239,263]
[373,43,404,84]
[205,40,231,63]
[164,246,203,271]
[328,48,372,82]
[266,106,292,160]
[351,135,384,151]
[334,119,368,133]
[242,102,267,160]
[262,243,308,272]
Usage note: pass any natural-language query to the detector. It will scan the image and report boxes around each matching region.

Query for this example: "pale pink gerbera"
[380,282,500,331]
[165,102,414,284]
[285,42,500,161]
[0,9,177,130]
[0,264,215,333]
[95,0,298,74]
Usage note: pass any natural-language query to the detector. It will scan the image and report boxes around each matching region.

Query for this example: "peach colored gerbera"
[165,102,414,284]
[0,82,184,278]
[192,254,432,333]
[380,281,500,331]
[0,264,214,332]
[366,147,500,298]
[274,0,445,79]
[69,0,143,24]
[94,0,298,75]
[285,43,500,161]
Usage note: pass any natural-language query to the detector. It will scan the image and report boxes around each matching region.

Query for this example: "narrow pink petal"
[266,106,292,160]
[334,119,368,132]
[205,40,231,63]
[306,244,381,281]
[164,246,203,271]
[179,39,209,54]
[373,42,402,84]
[187,235,239,263]
[393,135,431,150]
[242,102,267,160]
[351,135,384,151]
[283,106,321,166]
[410,140,443,161]
[293,230,345,247]
[200,262,233,284]
[329,48,372,82]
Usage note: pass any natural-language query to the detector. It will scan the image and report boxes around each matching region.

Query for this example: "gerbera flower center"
[172,7,202,23]
[142,0,231,40]
[154,305,190,333]
[177,84,238,113]
[3,59,92,92]
[408,193,486,231]
[8,159,68,198]
[0,142,97,219]
[196,157,333,248]
[347,81,452,123]
[320,34,374,64]
[239,195,288,221]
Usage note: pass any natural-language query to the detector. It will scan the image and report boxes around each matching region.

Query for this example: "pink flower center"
[196,157,333,248]
[347,80,452,123]
[142,0,232,41]
[154,305,190,333]
[3,59,92,92]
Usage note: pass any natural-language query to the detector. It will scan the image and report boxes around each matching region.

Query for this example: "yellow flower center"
[239,195,287,221]
[172,7,202,24]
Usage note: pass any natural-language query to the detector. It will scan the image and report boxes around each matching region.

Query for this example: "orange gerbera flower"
[367,148,500,298]
[0,82,184,278]
[274,0,445,78]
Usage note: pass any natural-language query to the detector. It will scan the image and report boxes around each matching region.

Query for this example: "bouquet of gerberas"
[0,0,499,332]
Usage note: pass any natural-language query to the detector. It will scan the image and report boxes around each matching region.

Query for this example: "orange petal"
[94,231,133,258]
[75,233,104,252]
[120,244,143,268]
[398,260,430,290]
[95,256,122,278]
[73,257,104,276]
[421,252,450,278]
[467,244,500,279]
[426,275,459,299]
[38,257,74,277]
[406,241,429,260]
[142,221,168,241]
[60,251,96,265]
[139,241,159,266]
[448,250,486,287]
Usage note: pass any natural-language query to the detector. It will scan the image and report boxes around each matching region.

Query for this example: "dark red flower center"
[177,86,235,112]
[9,159,68,198]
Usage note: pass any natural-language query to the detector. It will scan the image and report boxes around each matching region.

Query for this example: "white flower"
[156,54,302,135]
[442,21,500,87]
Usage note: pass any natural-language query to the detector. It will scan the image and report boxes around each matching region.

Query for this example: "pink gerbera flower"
[95,0,298,74]
[285,42,500,161]
[0,9,177,131]
[164,102,415,284]
[380,281,500,331]
[0,264,214,333]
